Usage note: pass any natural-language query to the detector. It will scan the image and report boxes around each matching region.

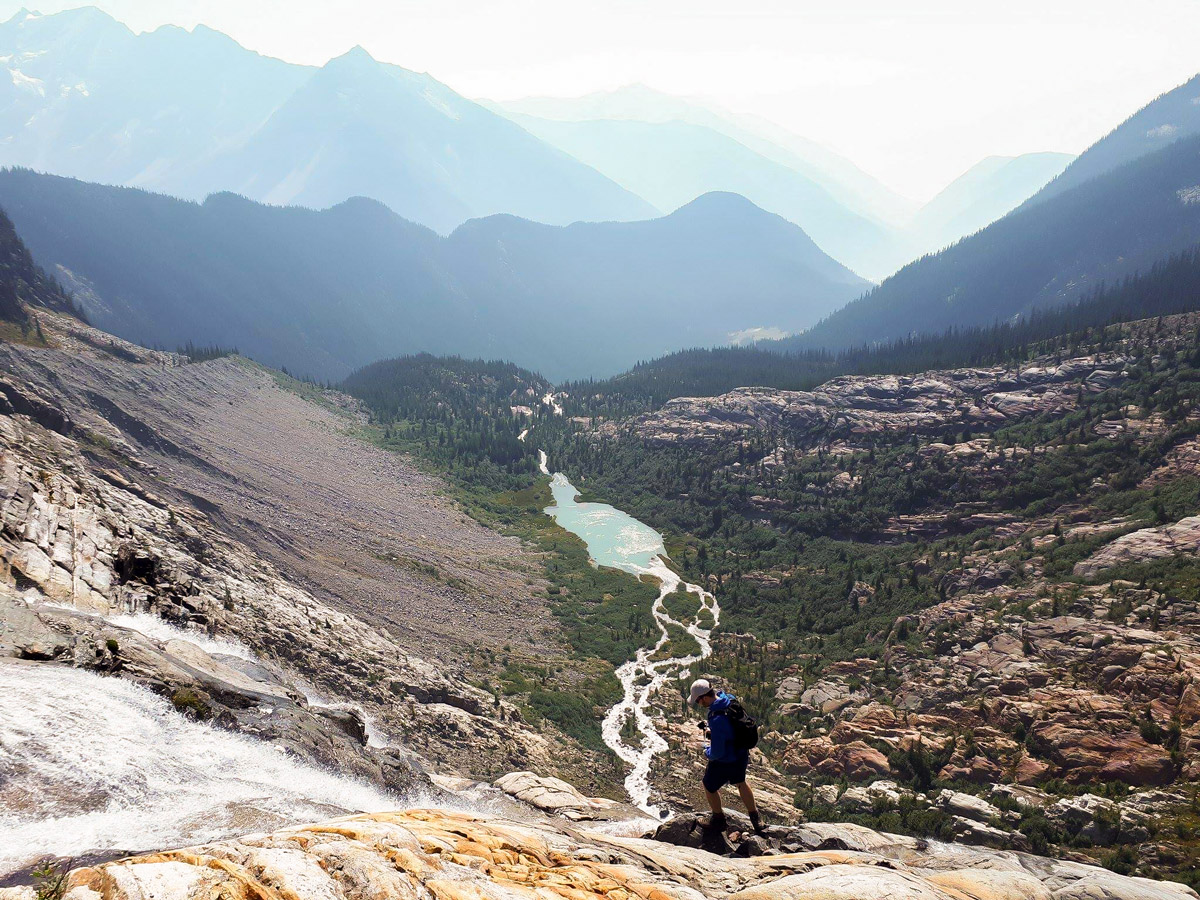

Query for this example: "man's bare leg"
[736,781,757,814]
[705,789,724,817]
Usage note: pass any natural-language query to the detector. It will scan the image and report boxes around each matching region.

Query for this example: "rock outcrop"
[618,355,1127,447]
[494,771,643,822]
[0,313,573,799]
[1074,516,1200,578]
[3,805,1195,900]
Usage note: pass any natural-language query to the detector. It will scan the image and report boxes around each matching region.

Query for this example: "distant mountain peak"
[672,190,763,216]
[23,5,123,26]
[331,44,378,66]
[1,4,133,39]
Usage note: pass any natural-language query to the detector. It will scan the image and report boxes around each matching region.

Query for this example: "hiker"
[689,678,762,833]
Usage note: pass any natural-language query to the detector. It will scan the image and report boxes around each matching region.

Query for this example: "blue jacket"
[705,691,748,763]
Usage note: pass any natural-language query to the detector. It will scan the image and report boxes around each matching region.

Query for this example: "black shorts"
[703,756,749,792]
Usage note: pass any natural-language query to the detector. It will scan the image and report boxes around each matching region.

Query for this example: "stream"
[542,458,719,816]
[0,662,399,873]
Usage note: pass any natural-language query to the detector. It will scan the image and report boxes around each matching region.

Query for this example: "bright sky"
[5,0,1199,200]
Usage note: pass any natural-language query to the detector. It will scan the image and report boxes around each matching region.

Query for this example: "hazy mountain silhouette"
[779,133,1200,351]
[0,8,308,187]
[1035,73,1200,202]
[493,87,1076,279]
[0,171,866,380]
[492,84,918,228]
[0,8,653,232]
[496,112,913,280]
[908,152,1075,253]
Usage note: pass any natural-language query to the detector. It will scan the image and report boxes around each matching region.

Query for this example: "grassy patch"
[0,317,51,347]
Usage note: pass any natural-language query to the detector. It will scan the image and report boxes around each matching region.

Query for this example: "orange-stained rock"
[781,736,891,781]
[20,807,1199,900]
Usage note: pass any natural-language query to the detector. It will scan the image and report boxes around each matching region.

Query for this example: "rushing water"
[542,462,719,816]
[0,663,400,874]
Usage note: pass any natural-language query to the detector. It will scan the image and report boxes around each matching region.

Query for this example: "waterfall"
[0,663,396,874]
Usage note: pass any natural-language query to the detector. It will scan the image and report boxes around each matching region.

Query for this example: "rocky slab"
[2,807,1195,900]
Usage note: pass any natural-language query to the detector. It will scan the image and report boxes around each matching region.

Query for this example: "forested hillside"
[784,133,1200,351]
[564,245,1200,413]
[0,207,79,327]
[343,355,549,491]
[0,170,865,381]
[1035,73,1200,202]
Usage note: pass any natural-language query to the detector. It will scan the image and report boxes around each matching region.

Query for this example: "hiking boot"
[748,809,764,833]
[702,813,728,831]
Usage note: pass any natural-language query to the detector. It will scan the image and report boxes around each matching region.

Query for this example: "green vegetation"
[498,659,621,754]
[170,688,212,721]
[339,359,657,760]
[468,480,660,669]
[804,793,955,843]
[31,859,69,900]
[345,355,548,493]
[544,318,1200,692]
[562,245,1200,414]
[177,341,237,363]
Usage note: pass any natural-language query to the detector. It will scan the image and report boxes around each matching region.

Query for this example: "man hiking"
[689,678,762,833]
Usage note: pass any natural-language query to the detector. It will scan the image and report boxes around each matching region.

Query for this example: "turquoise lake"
[545,472,666,573]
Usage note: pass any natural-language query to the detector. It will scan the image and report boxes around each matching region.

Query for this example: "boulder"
[494,770,630,821]
[947,815,1027,850]
[936,788,1002,823]
[782,736,891,781]
[1047,794,1121,844]
[812,783,841,807]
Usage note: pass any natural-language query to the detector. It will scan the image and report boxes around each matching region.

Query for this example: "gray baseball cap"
[689,678,712,705]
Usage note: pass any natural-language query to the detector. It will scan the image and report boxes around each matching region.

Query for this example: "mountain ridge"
[0,6,654,233]
[0,169,867,381]
[778,131,1200,352]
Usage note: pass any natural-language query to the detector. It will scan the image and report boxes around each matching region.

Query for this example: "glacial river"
[542,459,719,816]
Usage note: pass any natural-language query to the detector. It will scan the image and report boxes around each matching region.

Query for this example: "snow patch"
[9,67,44,96]
[1146,123,1179,139]
[1177,186,1200,206]
[729,325,790,345]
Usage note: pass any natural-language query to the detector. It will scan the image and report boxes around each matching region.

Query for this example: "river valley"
[542,461,719,815]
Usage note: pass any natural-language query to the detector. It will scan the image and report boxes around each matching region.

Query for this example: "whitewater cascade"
[599,555,720,817]
[541,465,719,816]
[0,662,398,873]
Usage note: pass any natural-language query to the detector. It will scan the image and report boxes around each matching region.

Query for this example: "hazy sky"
[4,0,1198,200]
